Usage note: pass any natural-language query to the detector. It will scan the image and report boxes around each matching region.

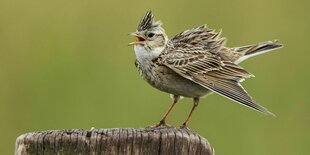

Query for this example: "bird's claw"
[180,123,191,130]
[147,120,174,128]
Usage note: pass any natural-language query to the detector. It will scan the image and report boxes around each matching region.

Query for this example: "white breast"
[134,45,165,63]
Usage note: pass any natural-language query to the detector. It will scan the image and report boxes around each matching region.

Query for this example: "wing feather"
[156,26,273,115]
[169,25,226,54]
[192,74,273,115]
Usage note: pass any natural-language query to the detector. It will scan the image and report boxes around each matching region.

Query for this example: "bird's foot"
[180,123,191,130]
[147,120,173,128]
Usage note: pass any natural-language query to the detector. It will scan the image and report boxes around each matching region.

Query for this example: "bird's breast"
[135,61,210,98]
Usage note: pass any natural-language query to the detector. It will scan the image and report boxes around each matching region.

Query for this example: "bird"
[128,11,283,129]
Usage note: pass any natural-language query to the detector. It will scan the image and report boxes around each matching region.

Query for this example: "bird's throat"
[134,45,165,63]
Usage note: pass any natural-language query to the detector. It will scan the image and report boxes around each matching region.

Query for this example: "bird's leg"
[150,95,180,128]
[180,97,199,129]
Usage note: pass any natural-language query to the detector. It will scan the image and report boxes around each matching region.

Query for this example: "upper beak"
[128,32,145,46]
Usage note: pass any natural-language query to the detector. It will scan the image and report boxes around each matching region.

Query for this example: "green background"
[0,0,309,154]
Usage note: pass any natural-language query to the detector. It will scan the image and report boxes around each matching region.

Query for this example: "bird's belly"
[144,65,211,98]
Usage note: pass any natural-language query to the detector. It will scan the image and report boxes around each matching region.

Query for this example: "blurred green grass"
[0,0,309,154]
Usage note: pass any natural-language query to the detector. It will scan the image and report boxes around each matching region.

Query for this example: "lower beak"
[128,32,145,46]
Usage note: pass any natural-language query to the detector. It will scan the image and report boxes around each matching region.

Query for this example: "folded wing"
[158,26,274,115]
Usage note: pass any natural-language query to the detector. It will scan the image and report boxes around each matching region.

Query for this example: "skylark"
[129,11,282,128]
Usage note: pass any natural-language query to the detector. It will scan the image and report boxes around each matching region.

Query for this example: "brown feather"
[155,26,274,115]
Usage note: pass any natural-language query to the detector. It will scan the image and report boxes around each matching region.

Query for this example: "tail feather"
[234,40,283,64]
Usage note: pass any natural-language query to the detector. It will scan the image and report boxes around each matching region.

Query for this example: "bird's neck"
[134,45,165,64]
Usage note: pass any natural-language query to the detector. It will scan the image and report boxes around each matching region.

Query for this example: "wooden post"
[15,128,214,155]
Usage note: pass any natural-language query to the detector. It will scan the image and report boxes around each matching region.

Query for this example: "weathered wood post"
[15,128,214,155]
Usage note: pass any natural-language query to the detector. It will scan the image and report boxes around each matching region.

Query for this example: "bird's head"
[129,11,168,53]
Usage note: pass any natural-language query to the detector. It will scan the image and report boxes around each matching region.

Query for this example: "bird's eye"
[147,33,155,38]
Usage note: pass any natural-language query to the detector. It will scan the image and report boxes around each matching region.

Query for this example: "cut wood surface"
[15,128,214,155]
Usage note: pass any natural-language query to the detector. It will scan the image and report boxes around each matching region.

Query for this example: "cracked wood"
[15,128,214,155]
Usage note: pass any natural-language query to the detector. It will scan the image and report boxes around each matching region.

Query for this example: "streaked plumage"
[129,11,283,128]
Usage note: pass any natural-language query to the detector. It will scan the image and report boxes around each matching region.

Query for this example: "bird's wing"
[157,43,273,115]
[169,25,226,53]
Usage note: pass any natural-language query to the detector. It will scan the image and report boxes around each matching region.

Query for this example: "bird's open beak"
[128,32,145,46]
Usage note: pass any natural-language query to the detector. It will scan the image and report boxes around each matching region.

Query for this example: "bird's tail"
[234,40,283,64]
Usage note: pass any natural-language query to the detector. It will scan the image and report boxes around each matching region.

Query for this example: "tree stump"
[15,128,214,155]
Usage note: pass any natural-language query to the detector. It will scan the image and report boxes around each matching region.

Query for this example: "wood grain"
[15,128,214,155]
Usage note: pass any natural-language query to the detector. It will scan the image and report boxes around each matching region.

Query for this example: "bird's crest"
[137,11,162,31]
